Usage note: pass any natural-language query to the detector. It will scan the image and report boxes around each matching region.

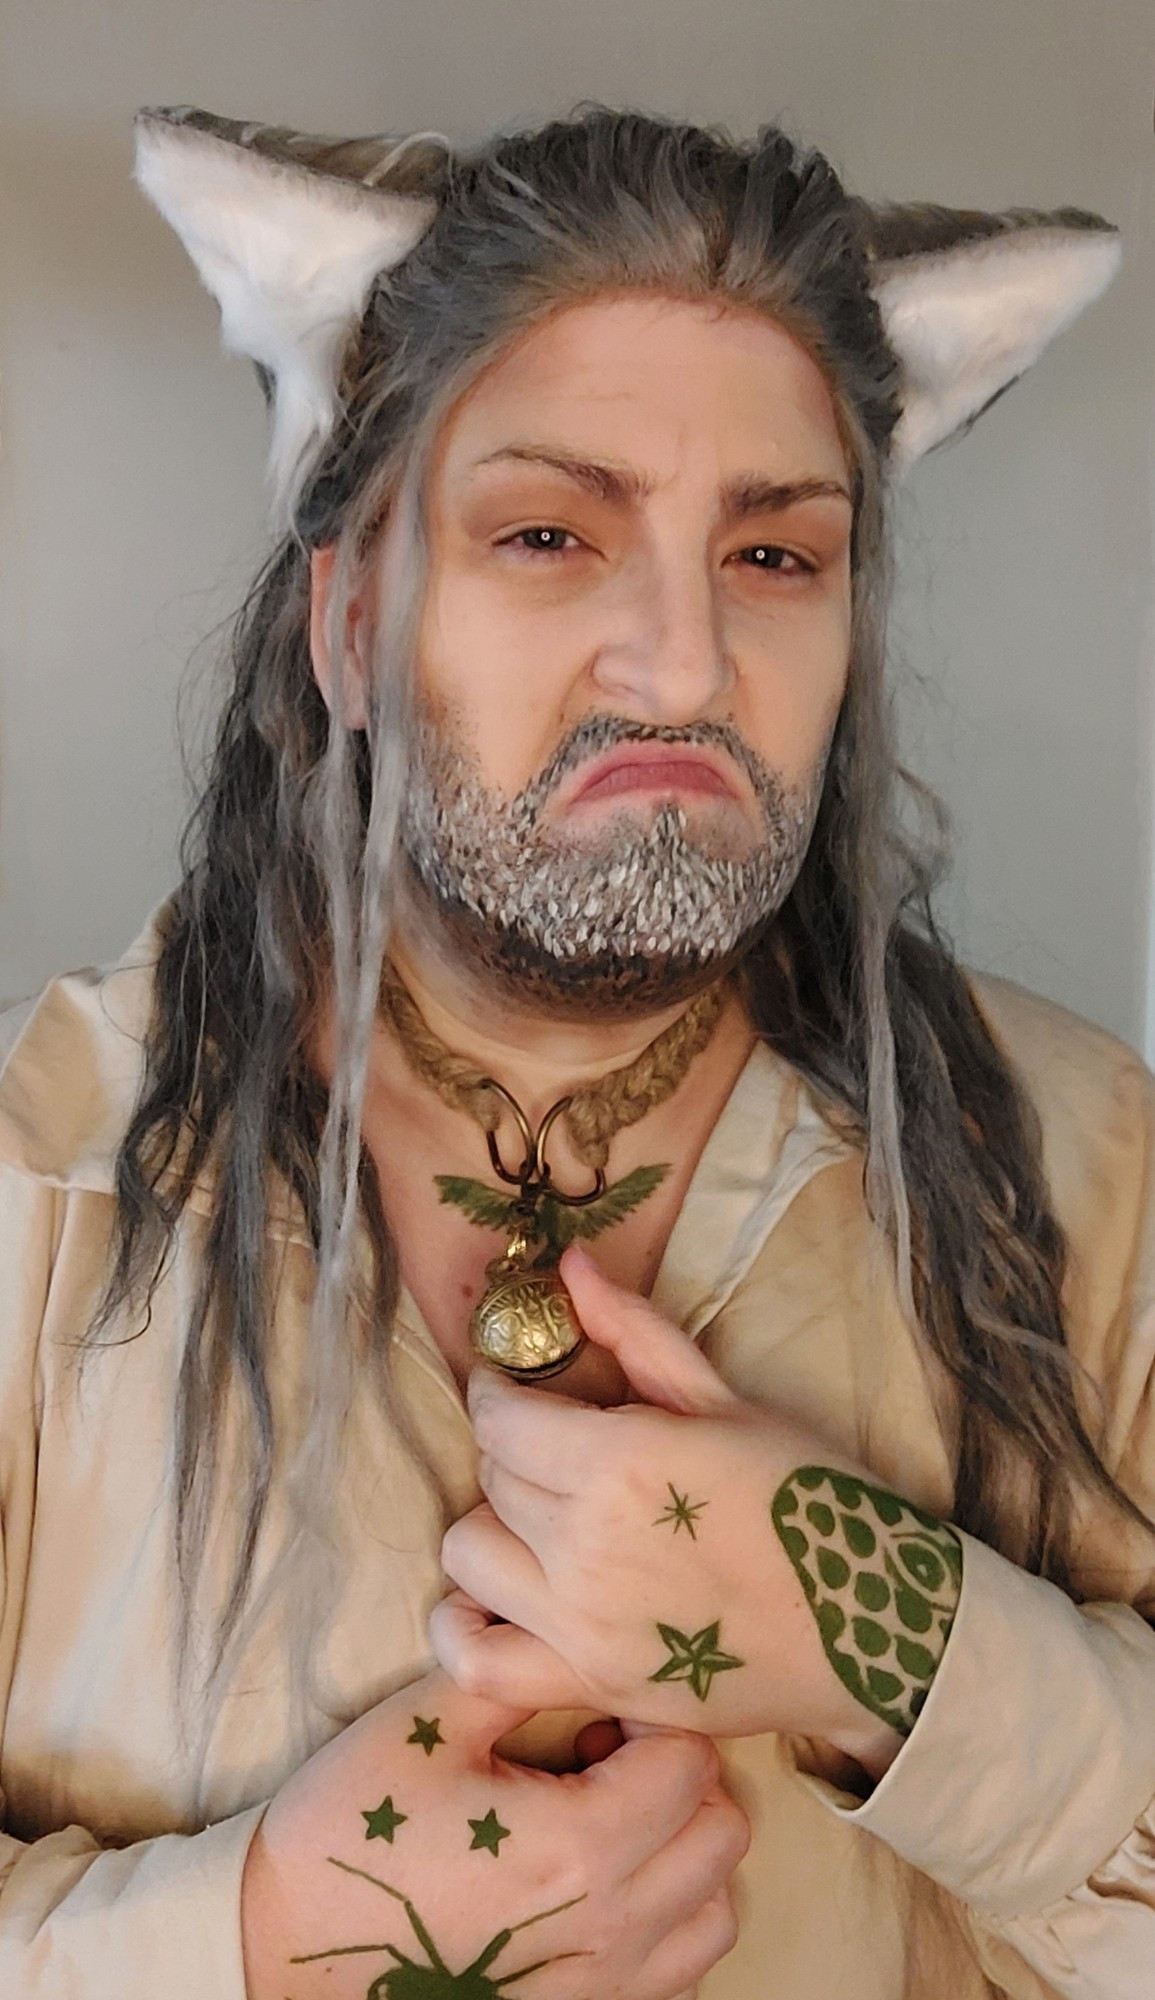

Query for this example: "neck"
[391,941,716,1127]
[351,909,761,1389]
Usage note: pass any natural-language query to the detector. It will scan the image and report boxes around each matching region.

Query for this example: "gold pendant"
[469,1223,586,1382]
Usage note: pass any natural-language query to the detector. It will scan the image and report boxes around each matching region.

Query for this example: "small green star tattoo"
[649,1620,745,1702]
[654,1483,708,1539]
[468,1808,511,1857]
[362,1795,408,1843]
[407,1715,445,1756]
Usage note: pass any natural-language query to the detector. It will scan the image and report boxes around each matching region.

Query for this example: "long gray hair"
[93,107,1145,1726]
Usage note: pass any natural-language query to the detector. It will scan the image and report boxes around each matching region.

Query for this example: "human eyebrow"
[718,475,853,527]
[468,448,851,522]
[469,445,654,507]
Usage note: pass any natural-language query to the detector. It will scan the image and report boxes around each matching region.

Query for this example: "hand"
[242,1665,748,1999]
[434,1246,905,1777]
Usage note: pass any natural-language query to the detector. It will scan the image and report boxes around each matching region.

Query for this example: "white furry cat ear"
[864,205,1122,472]
[133,107,440,528]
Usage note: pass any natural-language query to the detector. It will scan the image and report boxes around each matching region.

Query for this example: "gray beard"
[398,710,822,1016]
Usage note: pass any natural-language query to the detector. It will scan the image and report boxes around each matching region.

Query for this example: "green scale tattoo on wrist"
[771,1466,963,1736]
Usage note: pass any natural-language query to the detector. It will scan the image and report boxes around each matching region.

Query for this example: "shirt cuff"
[797,1531,1155,1921]
[0,1802,267,1997]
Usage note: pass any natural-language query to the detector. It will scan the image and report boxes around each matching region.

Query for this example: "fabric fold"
[804,1532,1155,1923]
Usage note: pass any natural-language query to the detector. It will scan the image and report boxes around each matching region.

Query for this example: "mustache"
[513,713,782,811]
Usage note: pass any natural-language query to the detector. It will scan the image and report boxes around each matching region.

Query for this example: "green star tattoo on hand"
[654,1483,708,1538]
[468,1808,511,1856]
[772,1465,963,1736]
[363,1795,408,1843]
[407,1715,445,1755]
[648,1619,744,1701]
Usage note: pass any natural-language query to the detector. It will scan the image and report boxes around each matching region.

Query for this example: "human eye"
[732,543,815,576]
[500,525,582,556]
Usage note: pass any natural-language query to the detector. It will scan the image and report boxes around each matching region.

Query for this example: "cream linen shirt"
[1,926,1155,1998]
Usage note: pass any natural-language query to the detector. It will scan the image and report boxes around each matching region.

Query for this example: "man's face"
[395,293,854,1012]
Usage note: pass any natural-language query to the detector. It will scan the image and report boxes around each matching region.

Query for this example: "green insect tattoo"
[648,1619,744,1701]
[771,1465,963,1735]
[653,1483,708,1538]
[290,1856,589,1999]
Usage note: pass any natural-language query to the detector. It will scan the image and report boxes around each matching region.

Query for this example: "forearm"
[0,1808,263,1999]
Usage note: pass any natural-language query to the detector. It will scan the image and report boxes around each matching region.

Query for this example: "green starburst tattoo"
[363,1796,408,1844]
[648,1620,744,1701]
[653,1483,708,1539]
[407,1716,445,1756]
[468,1808,511,1857]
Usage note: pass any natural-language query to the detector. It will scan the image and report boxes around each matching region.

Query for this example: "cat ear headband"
[133,105,1121,531]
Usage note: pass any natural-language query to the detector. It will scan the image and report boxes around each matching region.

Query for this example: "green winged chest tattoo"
[435,1162,670,1262]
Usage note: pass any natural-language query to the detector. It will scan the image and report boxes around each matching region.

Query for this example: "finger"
[574,1717,625,1767]
[440,1505,553,1635]
[627,1790,751,1935]
[633,1887,739,2000]
[559,1245,738,1416]
[578,1730,721,1873]
[478,1451,566,1552]
[430,1591,591,1710]
[468,1365,609,1494]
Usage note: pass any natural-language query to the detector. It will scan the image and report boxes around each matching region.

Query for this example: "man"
[0,104,1151,1998]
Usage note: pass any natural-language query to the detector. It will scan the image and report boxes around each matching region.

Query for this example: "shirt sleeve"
[799,1531,1155,1998]
[789,994,1155,1997]
[0,1805,265,1997]
[0,1153,266,1996]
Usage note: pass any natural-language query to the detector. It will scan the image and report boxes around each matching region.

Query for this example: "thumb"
[430,1591,592,1714]
[560,1244,737,1416]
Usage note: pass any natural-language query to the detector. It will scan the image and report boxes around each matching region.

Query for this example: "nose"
[590,540,734,724]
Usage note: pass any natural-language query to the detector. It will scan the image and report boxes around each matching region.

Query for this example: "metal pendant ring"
[479,1084,606,1207]
[479,1077,538,1187]
[534,1099,606,1207]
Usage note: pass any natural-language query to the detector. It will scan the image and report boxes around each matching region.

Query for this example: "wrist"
[827,1714,905,1785]
[240,1812,282,2000]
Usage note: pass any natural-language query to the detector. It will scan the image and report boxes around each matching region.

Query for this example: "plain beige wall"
[1,0,1153,1050]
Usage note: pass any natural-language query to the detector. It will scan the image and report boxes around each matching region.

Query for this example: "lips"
[565,743,742,809]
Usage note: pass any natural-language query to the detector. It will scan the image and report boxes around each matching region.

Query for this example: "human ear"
[308,544,372,730]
